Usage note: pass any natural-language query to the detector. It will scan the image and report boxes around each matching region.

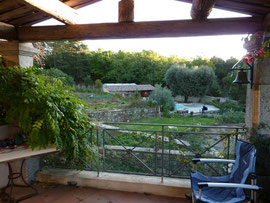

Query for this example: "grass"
[115,114,218,132]
[76,91,151,112]
[75,92,130,111]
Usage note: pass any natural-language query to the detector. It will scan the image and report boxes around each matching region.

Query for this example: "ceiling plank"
[119,0,134,22]
[19,0,82,24]
[17,17,262,42]
[0,22,16,40]
[191,0,216,20]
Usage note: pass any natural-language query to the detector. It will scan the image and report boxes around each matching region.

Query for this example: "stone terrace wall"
[90,107,160,122]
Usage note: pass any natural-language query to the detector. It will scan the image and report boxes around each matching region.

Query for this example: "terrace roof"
[0,0,268,42]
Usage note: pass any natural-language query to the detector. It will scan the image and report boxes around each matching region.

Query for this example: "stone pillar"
[245,58,270,134]
[0,41,37,67]
[0,41,39,188]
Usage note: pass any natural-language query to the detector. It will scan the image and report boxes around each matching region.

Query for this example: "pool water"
[174,103,219,113]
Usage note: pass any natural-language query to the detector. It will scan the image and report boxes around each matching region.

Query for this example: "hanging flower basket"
[242,31,270,65]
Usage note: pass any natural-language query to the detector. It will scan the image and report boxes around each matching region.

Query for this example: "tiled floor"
[4,183,190,203]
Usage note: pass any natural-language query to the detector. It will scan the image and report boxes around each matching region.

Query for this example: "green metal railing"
[44,122,242,181]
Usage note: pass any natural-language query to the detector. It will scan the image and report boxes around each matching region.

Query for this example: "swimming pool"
[174,103,219,113]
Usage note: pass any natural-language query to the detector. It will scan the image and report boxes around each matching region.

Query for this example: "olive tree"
[164,64,215,102]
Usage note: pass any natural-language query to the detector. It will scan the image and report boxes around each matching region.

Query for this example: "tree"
[45,41,91,84]
[164,64,215,102]
[211,56,238,94]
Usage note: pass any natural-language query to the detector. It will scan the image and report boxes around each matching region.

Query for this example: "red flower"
[242,58,249,63]
[242,53,254,64]
[256,50,266,56]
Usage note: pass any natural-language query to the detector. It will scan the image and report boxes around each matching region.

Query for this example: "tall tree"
[45,41,91,83]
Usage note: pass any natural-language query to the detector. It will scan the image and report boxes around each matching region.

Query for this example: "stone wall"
[90,107,160,122]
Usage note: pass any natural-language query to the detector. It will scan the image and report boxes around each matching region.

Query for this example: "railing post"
[90,127,93,171]
[103,129,106,172]
[169,132,171,177]
[97,128,100,177]
[227,135,230,174]
[155,132,157,176]
[235,128,239,159]
[161,125,164,183]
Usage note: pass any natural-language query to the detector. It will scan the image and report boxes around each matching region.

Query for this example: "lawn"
[114,114,219,131]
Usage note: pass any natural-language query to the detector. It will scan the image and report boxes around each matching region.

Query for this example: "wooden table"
[0,148,58,202]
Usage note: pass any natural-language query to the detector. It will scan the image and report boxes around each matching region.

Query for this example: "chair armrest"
[192,158,236,164]
[197,182,262,200]
[198,182,262,190]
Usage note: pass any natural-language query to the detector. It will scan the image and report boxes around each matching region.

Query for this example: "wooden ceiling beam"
[119,0,134,22]
[62,0,102,10]
[0,22,17,40]
[19,0,82,24]
[176,0,270,16]
[191,0,216,20]
[17,17,262,42]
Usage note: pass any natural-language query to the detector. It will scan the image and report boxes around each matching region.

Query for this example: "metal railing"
[44,122,242,181]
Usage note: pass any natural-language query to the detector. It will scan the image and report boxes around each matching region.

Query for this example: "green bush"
[217,109,245,123]
[211,100,245,114]
[149,84,174,113]
[0,64,92,164]
[39,68,75,87]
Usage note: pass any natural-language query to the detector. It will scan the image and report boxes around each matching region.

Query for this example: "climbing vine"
[0,61,92,163]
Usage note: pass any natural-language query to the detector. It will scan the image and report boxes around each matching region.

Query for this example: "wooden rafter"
[191,0,216,20]
[62,0,102,10]
[176,0,270,16]
[0,22,16,40]
[15,17,262,42]
[19,0,82,24]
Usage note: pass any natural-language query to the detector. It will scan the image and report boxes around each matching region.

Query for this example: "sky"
[36,0,250,60]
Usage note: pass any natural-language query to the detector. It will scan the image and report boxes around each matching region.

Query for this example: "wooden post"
[119,0,134,22]
[191,0,216,20]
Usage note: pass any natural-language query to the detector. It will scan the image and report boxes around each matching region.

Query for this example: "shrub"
[0,65,92,164]
[211,100,245,114]
[149,84,174,112]
[39,68,75,87]
[217,109,245,123]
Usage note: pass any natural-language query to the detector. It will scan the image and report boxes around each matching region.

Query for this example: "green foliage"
[45,41,91,84]
[211,100,245,114]
[94,79,103,92]
[207,76,221,97]
[83,75,93,86]
[164,64,215,102]
[149,84,174,111]
[217,109,245,123]
[248,123,270,176]
[39,68,75,87]
[248,123,270,201]
[222,71,247,104]
[208,100,245,124]
[0,65,92,163]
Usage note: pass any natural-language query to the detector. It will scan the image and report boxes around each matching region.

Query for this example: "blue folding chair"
[191,140,262,203]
